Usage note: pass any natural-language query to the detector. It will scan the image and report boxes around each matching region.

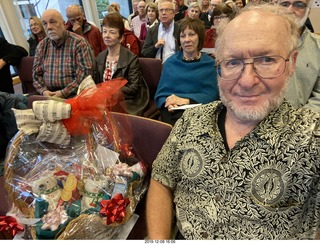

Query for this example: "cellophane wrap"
[4,78,148,239]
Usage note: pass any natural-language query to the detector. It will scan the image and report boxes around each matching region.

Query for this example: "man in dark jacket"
[141,0,179,63]
[0,38,28,93]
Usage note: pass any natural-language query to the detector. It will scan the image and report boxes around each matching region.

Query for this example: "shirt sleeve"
[32,41,47,95]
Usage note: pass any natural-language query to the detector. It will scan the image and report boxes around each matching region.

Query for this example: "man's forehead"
[278,0,308,3]
[221,11,289,51]
[160,2,172,8]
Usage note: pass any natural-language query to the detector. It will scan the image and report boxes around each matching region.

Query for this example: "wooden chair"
[138,58,162,120]
[17,56,36,94]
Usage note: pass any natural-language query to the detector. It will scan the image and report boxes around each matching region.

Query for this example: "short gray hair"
[158,0,175,10]
[215,4,300,61]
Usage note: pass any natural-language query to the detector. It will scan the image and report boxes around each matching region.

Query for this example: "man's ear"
[289,49,298,76]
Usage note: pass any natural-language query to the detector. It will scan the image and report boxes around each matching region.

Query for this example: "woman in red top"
[203,3,235,49]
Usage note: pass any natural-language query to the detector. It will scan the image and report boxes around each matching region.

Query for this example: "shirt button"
[214,194,221,201]
[201,232,209,238]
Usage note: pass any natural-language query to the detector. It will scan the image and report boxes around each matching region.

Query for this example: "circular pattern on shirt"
[181,148,204,178]
[251,168,284,205]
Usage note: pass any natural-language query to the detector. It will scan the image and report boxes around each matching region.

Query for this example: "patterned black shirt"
[152,101,320,239]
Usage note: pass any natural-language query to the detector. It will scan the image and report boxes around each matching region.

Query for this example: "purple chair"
[138,58,162,119]
[17,56,36,94]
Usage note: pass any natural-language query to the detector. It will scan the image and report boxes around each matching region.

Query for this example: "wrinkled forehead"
[42,10,64,21]
[219,11,290,57]
[278,0,308,3]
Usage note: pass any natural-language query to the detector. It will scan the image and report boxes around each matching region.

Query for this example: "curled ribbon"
[99,193,130,225]
[63,78,128,136]
[0,216,24,237]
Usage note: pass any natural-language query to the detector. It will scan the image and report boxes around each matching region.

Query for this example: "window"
[14,0,84,39]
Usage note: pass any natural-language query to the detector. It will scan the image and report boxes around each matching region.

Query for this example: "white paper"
[201,48,215,54]
[169,103,202,111]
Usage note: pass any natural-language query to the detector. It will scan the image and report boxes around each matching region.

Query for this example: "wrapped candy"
[4,77,149,239]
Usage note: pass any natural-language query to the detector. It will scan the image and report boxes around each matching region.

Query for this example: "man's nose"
[46,23,52,29]
[238,63,259,86]
[287,4,295,12]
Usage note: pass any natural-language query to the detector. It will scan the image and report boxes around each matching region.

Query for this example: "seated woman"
[139,2,159,41]
[155,17,219,126]
[96,12,149,116]
[27,16,46,56]
[203,4,234,49]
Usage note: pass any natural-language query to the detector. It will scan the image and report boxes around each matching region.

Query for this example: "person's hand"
[53,90,64,98]
[72,23,83,35]
[43,90,57,97]
[165,94,190,111]
[155,39,165,49]
[0,59,6,70]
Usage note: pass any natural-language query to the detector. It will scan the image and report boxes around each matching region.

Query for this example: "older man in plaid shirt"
[33,9,95,98]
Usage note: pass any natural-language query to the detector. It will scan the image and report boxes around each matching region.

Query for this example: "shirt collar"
[160,20,174,32]
[51,31,69,48]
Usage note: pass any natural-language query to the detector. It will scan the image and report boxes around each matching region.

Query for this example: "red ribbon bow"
[99,194,130,225]
[0,216,24,237]
[63,78,127,136]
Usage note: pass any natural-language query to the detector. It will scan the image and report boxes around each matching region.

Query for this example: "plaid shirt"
[33,31,95,98]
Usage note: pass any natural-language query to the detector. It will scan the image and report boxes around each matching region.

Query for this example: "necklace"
[183,52,201,61]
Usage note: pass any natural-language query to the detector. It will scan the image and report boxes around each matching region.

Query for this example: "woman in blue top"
[155,17,219,126]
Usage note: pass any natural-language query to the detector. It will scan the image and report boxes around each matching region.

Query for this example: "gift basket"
[3,77,149,239]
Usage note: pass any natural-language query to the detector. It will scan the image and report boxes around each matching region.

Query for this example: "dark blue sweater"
[155,51,219,108]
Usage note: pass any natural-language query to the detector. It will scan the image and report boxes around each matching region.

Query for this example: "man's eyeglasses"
[159,8,174,13]
[216,55,290,80]
[280,1,307,9]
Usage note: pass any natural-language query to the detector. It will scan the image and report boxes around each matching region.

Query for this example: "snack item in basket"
[81,178,109,212]
[41,206,68,231]
[30,174,62,211]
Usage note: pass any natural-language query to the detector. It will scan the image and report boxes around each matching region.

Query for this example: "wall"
[309,8,320,34]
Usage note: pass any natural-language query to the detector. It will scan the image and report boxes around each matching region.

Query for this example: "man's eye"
[280,2,291,7]
[224,59,242,68]
[257,56,277,64]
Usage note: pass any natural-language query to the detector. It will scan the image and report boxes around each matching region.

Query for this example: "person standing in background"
[0,38,28,93]
[107,2,131,30]
[27,16,46,56]
[128,0,140,25]
[140,2,159,40]
[141,0,179,63]
[174,0,188,21]
[131,1,147,38]
[201,0,222,29]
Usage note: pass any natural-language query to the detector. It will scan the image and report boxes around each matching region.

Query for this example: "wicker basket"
[4,130,146,240]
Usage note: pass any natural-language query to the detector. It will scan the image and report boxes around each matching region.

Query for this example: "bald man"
[66,4,106,56]
[33,9,95,98]
[146,4,320,240]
